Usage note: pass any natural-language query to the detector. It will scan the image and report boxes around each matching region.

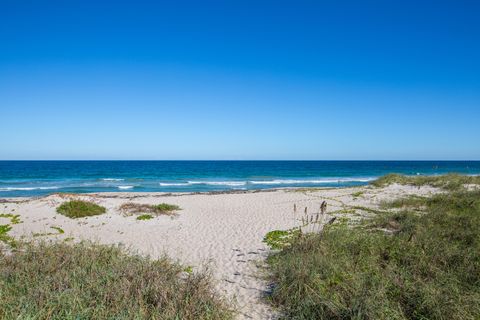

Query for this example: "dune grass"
[56,200,106,218]
[371,173,480,190]
[120,202,180,217]
[0,241,231,320]
[267,189,480,319]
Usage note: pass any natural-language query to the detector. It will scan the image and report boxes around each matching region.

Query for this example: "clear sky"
[1,0,479,160]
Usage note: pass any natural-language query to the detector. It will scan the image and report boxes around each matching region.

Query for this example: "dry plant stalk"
[119,203,178,217]
[293,203,297,224]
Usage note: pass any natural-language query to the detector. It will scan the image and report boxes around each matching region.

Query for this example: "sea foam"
[0,186,60,191]
[118,185,134,190]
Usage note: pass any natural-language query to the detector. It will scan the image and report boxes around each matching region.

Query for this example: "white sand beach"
[1,184,440,319]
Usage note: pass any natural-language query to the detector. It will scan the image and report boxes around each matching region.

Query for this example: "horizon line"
[1,159,480,162]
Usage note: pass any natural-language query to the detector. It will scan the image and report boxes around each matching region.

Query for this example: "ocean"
[0,161,479,197]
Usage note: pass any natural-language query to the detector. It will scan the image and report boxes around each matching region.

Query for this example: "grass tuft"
[57,200,106,218]
[267,190,480,319]
[0,241,231,319]
[136,214,153,220]
[33,226,65,237]
[351,191,364,199]
[153,203,181,212]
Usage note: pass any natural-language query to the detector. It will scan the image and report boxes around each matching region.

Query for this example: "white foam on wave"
[158,178,375,188]
[102,178,125,181]
[159,182,191,186]
[161,181,247,187]
[187,181,247,186]
[0,186,60,191]
[118,185,134,190]
[250,177,375,185]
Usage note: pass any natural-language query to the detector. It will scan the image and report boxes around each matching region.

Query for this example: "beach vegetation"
[56,200,106,218]
[0,241,232,319]
[136,214,153,220]
[371,173,480,190]
[33,226,65,237]
[0,224,15,247]
[120,202,180,217]
[0,214,22,224]
[351,191,364,198]
[153,203,181,212]
[266,190,480,319]
[263,228,300,250]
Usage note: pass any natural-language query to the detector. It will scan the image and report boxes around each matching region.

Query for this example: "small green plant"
[153,203,181,212]
[0,214,22,224]
[0,214,20,246]
[263,228,300,250]
[57,200,106,218]
[136,214,153,221]
[183,266,193,274]
[0,224,15,247]
[33,226,66,237]
[351,191,364,199]
[332,208,356,214]
[50,226,65,234]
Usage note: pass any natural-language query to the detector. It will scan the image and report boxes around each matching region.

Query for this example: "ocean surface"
[0,161,479,197]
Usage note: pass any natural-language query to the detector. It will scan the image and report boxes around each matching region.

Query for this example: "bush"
[0,242,231,320]
[56,200,106,218]
[267,190,480,319]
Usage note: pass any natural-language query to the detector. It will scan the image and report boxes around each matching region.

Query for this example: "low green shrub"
[57,200,106,218]
[153,203,181,212]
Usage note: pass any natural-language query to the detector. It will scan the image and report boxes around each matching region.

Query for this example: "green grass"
[33,226,65,237]
[0,241,231,320]
[267,190,480,319]
[351,191,364,198]
[136,214,153,220]
[153,203,181,212]
[371,173,480,190]
[56,200,106,218]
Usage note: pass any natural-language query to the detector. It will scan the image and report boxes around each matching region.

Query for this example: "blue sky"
[1,0,479,160]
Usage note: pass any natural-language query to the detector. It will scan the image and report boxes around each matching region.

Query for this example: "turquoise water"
[0,161,479,197]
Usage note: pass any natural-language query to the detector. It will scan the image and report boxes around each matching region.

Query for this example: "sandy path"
[1,184,439,319]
